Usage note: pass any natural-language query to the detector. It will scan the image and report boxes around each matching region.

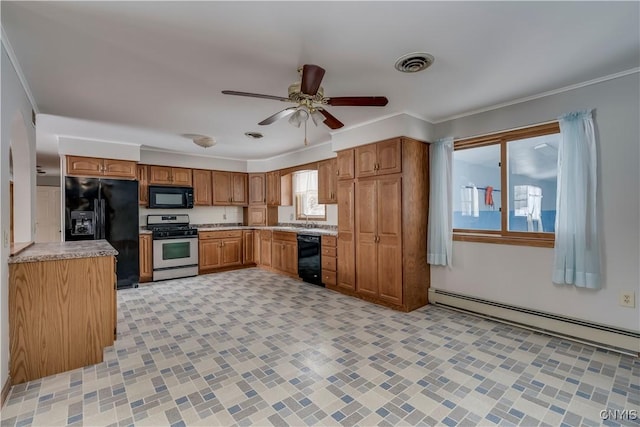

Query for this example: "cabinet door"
[271,241,283,271]
[246,206,267,226]
[248,173,266,205]
[66,156,103,177]
[337,149,355,180]
[253,231,261,265]
[355,179,378,297]
[139,234,153,282]
[376,176,403,305]
[337,180,355,291]
[283,241,298,275]
[212,171,232,205]
[221,237,242,267]
[261,234,272,267]
[243,231,254,265]
[149,166,173,185]
[103,159,137,179]
[137,165,149,206]
[231,173,248,206]
[192,169,212,206]
[376,139,402,176]
[355,145,377,178]
[199,240,222,271]
[266,171,280,206]
[171,168,192,186]
[317,158,337,204]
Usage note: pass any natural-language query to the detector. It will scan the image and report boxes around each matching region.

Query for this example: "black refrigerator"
[65,177,139,289]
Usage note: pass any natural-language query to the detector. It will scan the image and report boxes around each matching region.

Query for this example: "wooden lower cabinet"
[321,235,337,286]
[9,255,116,384]
[272,231,297,277]
[198,231,242,273]
[243,230,254,265]
[139,234,153,282]
[259,230,272,267]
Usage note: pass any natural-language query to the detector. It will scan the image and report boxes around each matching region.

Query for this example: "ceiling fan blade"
[222,90,290,102]
[326,96,389,107]
[300,64,326,96]
[258,107,298,125]
[318,109,344,130]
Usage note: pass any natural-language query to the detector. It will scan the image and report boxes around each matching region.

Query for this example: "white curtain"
[553,110,601,288]
[427,137,453,266]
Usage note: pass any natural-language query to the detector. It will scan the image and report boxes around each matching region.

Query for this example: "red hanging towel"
[485,186,494,207]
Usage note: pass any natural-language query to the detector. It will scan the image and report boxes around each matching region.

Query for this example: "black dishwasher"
[297,234,323,286]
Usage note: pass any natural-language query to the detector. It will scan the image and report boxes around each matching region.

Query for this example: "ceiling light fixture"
[182,133,216,148]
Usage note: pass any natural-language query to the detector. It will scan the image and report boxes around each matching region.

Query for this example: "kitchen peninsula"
[8,240,118,384]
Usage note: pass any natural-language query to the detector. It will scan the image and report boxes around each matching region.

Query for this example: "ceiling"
[2,1,639,174]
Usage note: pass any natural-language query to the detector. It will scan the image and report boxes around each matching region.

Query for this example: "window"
[453,122,560,247]
[294,170,326,220]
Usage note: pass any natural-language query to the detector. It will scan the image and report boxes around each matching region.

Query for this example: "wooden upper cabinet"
[192,169,212,206]
[212,171,247,206]
[266,171,292,206]
[66,156,136,179]
[248,173,266,205]
[137,165,149,206]
[355,138,402,177]
[172,168,193,186]
[148,166,192,186]
[337,149,355,180]
[317,158,338,204]
[266,171,281,206]
[212,171,232,205]
[232,173,248,205]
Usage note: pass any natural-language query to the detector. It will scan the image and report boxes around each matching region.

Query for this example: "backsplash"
[277,204,338,226]
[139,206,244,226]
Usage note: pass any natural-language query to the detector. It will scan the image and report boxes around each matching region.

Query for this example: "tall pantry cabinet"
[333,137,430,312]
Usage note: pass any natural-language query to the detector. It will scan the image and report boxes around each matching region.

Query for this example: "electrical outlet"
[3,230,8,248]
[289,213,294,220]
[619,291,635,308]
[223,214,227,220]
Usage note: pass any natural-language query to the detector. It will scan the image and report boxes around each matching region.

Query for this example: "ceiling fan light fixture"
[310,109,324,126]
[288,108,309,128]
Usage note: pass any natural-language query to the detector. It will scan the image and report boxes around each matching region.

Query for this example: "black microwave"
[148,186,194,209]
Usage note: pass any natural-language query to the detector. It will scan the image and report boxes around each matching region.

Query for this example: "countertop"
[8,240,118,264]
[140,225,338,236]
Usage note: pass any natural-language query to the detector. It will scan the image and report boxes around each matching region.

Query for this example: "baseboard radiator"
[428,289,640,356]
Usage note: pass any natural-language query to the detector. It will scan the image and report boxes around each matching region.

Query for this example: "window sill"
[453,233,554,248]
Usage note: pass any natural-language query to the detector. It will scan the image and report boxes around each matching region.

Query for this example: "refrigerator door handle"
[93,199,100,240]
[100,199,106,239]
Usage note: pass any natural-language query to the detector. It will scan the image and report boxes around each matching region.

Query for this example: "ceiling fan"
[222,64,388,132]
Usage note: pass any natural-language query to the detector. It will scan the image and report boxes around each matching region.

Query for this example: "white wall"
[59,137,140,161]
[247,141,336,173]
[431,73,640,331]
[1,43,37,391]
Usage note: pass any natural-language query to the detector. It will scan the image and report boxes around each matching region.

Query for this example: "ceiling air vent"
[394,52,434,73]
[244,132,263,139]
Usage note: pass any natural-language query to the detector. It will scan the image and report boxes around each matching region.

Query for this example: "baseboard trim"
[1,376,11,408]
[428,289,640,356]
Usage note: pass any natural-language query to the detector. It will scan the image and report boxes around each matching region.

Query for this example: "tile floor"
[1,268,639,427]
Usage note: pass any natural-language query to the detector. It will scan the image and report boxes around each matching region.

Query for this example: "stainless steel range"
[147,214,198,281]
